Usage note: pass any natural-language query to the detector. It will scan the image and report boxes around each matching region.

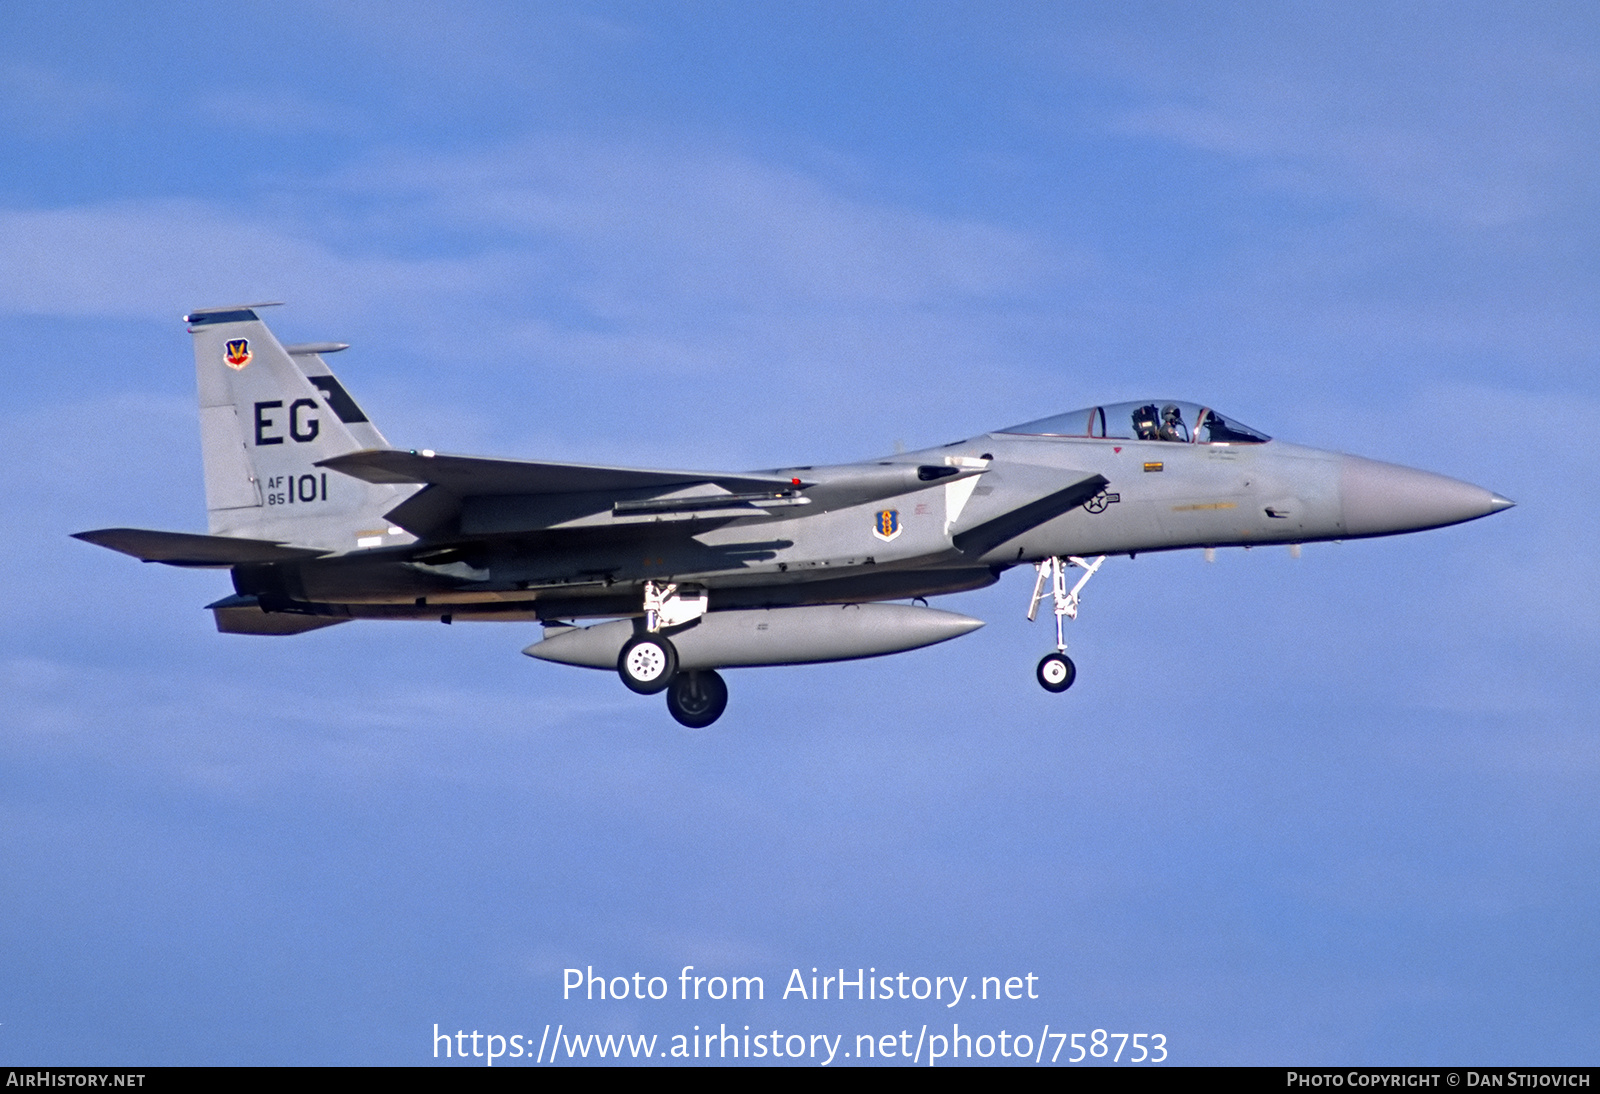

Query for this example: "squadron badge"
[224,339,252,369]
[872,508,902,542]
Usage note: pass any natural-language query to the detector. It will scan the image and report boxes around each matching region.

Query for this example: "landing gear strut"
[1027,555,1104,693]
[616,580,707,694]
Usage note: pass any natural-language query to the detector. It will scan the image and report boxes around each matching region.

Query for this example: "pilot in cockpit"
[1132,404,1161,440]
[1159,404,1189,443]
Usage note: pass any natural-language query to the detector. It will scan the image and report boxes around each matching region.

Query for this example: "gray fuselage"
[229,425,1503,624]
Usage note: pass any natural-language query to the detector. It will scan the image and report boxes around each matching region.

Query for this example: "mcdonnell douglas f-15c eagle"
[76,305,1514,727]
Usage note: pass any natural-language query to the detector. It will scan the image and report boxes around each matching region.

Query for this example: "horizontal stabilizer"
[73,528,327,567]
[318,448,799,498]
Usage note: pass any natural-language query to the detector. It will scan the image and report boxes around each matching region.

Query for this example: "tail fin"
[188,304,416,553]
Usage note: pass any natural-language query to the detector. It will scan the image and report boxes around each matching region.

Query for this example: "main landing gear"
[666,669,729,728]
[616,581,728,727]
[1027,555,1105,693]
[617,634,678,694]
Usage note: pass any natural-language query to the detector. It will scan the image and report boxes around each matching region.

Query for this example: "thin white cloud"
[331,136,1053,308]
[1064,8,1599,226]
[0,61,128,134]
[0,138,1070,463]
[296,0,635,99]
[195,88,360,135]
[0,199,513,321]
[0,135,1053,318]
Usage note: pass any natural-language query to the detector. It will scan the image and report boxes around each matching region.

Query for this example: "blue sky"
[2,1,1595,1065]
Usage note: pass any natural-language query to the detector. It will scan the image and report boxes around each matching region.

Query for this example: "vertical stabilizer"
[187,305,416,553]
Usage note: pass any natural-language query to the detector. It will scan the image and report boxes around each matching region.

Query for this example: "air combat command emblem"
[224,338,251,369]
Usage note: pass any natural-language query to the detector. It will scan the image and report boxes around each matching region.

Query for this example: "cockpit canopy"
[1000,400,1270,445]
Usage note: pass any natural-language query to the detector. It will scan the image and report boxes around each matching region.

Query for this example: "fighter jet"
[76,304,1514,727]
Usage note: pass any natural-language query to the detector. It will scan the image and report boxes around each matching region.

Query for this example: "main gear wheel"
[618,635,678,694]
[666,669,729,728]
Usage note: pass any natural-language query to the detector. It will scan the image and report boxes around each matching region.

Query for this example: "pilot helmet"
[1162,404,1182,423]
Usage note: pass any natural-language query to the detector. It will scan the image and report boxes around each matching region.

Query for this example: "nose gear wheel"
[1036,652,1076,692]
[1027,555,1103,692]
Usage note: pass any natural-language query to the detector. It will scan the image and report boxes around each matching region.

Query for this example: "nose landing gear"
[1027,555,1104,692]
[1036,651,1076,692]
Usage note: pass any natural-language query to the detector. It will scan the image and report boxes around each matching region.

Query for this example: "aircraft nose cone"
[1340,455,1514,537]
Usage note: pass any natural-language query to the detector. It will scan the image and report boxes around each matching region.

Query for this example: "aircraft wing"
[73,528,328,567]
[317,449,799,496]
[320,450,991,541]
[951,470,1109,557]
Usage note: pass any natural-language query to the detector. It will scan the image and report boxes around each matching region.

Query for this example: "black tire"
[1036,652,1076,693]
[618,635,679,694]
[666,669,729,728]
